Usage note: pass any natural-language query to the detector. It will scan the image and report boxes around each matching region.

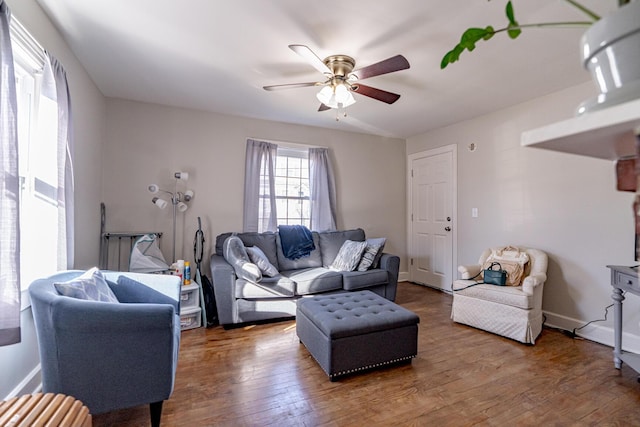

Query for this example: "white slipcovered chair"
[451,247,548,344]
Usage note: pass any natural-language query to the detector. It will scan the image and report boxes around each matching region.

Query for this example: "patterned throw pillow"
[357,237,387,271]
[330,240,368,272]
[54,267,119,302]
[246,246,279,277]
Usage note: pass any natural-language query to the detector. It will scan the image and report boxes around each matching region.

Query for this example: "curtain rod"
[247,137,327,150]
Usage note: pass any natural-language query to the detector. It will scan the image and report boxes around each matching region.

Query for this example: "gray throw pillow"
[54,267,119,303]
[357,237,387,271]
[223,235,262,283]
[330,240,368,272]
[246,246,279,277]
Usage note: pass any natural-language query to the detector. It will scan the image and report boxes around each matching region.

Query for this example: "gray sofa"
[210,228,400,327]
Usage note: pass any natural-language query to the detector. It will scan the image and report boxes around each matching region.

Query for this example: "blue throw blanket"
[279,225,315,260]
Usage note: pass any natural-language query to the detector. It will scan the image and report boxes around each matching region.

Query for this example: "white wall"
[102,98,407,275]
[407,81,640,349]
[1,0,106,399]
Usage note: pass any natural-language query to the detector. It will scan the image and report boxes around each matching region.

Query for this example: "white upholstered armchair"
[451,247,548,344]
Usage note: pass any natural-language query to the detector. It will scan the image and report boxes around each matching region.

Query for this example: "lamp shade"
[148,184,159,194]
[316,83,356,109]
[177,202,188,212]
[152,197,168,209]
[174,172,189,181]
[316,85,334,106]
[184,190,194,202]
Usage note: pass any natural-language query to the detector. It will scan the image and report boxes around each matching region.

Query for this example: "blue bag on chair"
[483,262,507,286]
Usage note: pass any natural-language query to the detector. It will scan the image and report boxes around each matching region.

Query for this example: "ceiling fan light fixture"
[316,83,356,109]
[316,85,334,105]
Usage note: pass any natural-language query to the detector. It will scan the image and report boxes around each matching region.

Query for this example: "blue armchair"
[29,270,181,427]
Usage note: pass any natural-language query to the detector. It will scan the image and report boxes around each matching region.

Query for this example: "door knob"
[445,226,451,232]
[447,217,451,221]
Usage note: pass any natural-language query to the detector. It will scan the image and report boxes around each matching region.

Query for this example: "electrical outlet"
[472,208,478,218]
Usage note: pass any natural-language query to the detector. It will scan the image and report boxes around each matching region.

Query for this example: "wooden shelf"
[521,98,640,160]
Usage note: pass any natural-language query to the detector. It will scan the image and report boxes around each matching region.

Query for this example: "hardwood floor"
[94,282,640,426]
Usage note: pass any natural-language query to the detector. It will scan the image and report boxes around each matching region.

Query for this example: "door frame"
[407,144,458,292]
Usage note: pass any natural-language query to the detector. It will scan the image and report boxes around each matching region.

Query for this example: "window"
[246,139,335,233]
[11,20,60,290]
[275,147,310,228]
[258,147,310,232]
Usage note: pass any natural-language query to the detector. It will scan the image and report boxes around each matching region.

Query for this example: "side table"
[608,265,640,376]
[0,393,91,427]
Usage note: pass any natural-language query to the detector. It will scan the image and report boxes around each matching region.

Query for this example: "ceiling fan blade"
[318,103,331,112]
[263,82,319,91]
[352,83,401,104]
[289,44,331,75]
[352,55,410,80]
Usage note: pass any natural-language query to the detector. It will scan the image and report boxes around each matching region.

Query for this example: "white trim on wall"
[4,364,41,401]
[544,310,640,354]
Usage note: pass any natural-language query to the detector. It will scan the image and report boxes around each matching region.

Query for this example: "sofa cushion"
[318,228,366,267]
[452,281,533,309]
[330,240,368,272]
[54,267,119,303]
[276,232,323,271]
[342,269,389,291]
[357,237,387,271]
[235,276,296,299]
[216,232,279,267]
[281,267,343,295]
[223,236,262,283]
[246,246,279,277]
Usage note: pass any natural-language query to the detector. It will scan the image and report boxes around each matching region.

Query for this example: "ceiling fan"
[263,45,410,116]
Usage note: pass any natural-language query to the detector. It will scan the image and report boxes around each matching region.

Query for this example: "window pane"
[288,157,301,178]
[274,176,287,197]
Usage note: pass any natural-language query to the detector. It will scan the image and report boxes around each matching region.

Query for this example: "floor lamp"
[148,172,194,262]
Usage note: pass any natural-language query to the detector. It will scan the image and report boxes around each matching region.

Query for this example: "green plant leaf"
[459,27,494,51]
[483,26,495,40]
[507,24,521,39]
[440,45,464,69]
[440,26,496,69]
[505,1,521,38]
[505,1,516,25]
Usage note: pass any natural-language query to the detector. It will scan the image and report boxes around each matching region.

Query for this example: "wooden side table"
[0,393,91,427]
[608,265,640,376]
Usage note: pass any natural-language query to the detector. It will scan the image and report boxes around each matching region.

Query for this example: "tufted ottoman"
[296,290,420,380]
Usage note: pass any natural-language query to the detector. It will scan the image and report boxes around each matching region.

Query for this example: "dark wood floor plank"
[93,282,640,426]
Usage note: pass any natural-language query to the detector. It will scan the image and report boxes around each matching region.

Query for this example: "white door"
[408,146,456,291]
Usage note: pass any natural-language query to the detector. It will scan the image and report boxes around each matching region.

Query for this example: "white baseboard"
[4,364,41,401]
[399,271,409,282]
[543,310,640,354]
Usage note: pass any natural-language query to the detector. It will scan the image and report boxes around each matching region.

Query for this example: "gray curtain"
[243,139,278,232]
[45,52,75,269]
[309,147,337,231]
[0,0,21,346]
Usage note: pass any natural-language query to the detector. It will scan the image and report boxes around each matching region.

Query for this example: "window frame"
[10,19,60,306]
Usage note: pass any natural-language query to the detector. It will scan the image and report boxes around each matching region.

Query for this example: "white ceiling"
[35,0,613,139]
